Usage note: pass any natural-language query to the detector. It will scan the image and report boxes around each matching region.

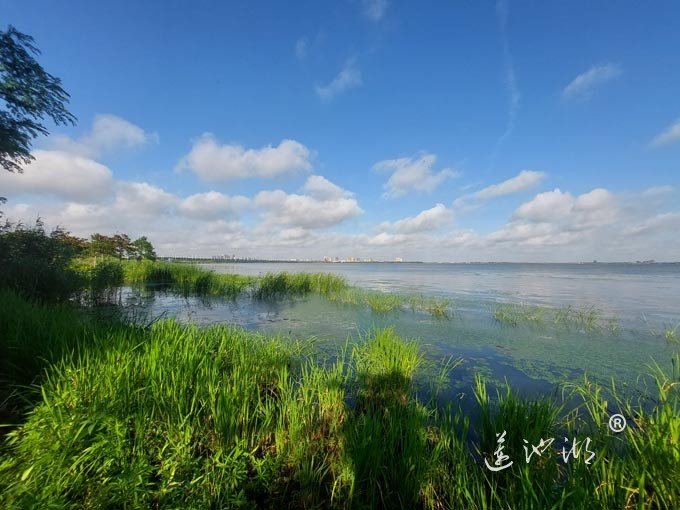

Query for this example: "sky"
[1,0,679,262]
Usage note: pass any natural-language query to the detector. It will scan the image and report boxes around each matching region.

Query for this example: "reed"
[253,271,349,299]
[2,290,679,508]
[121,260,256,298]
[493,302,615,332]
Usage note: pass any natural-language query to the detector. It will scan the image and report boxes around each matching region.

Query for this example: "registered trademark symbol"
[608,414,627,433]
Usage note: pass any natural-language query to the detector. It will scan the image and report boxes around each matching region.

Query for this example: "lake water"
[119,262,680,402]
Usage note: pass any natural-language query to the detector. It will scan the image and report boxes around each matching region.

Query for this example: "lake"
[119,262,680,402]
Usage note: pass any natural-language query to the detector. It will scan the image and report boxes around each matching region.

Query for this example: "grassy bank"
[1,289,679,508]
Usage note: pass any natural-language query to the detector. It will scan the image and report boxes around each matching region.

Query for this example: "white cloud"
[380,203,452,234]
[562,63,622,102]
[623,212,680,236]
[486,187,619,248]
[513,187,618,229]
[367,232,408,246]
[0,149,114,202]
[48,114,157,157]
[303,175,352,200]
[513,189,574,223]
[494,0,520,151]
[175,134,313,182]
[649,119,680,148]
[255,177,362,229]
[315,58,362,101]
[294,38,308,59]
[178,192,250,220]
[474,170,545,200]
[373,153,459,198]
[362,0,389,21]
[113,182,177,217]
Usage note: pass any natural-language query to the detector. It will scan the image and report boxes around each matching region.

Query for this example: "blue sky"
[2,0,679,261]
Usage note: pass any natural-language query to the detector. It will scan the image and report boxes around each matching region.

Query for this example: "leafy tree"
[111,233,133,260]
[1,25,76,173]
[132,236,156,261]
[89,233,116,260]
[0,219,82,301]
[50,227,88,257]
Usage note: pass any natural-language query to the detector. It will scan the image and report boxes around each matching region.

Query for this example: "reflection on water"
[115,282,678,403]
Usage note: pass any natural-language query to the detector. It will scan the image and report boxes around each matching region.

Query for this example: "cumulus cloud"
[513,188,618,228]
[175,134,313,182]
[623,212,680,236]
[178,192,250,221]
[0,150,114,202]
[367,232,409,246]
[380,203,452,234]
[113,182,178,218]
[562,63,622,102]
[487,187,619,248]
[362,0,389,21]
[303,175,352,200]
[649,118,680,148]
[48,114,157,157]
[474,170,545,200]
[315,58,362,101]
[255,176,362,229]
[373,153,459,198]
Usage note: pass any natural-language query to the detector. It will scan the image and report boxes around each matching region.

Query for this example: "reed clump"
[493,303,617,333]
[253,271,349,299]
[122,260,256,298]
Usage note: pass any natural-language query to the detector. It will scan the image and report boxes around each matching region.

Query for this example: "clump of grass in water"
[664,322,680,343]
[120,260,255,298]
[363,292,403,314]
[253,271,349,299]
[494,302,613,333]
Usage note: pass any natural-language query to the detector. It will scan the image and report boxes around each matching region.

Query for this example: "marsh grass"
[122,260,256,298]
[253,271,348,299]
[328,288,453,319]
[2,290,679,508]
[664,322,679,343]
[493,303,618,333]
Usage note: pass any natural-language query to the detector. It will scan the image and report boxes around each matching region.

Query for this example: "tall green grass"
[1,290,679,508]
[122,260,256,298]
[253,271,349,299]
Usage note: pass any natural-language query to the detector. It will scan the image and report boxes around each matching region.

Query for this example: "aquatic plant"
[121,260,255,298]
[253,271,349,299]
[664,322,679,343]
[493,302,613,333]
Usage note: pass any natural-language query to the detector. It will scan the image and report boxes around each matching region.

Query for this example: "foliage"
[0,219,83,301]
[0,25,76,173]
[132,235,156,261]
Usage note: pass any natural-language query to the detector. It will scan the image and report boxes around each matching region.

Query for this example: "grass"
[1,289,679,508]
[328,288,454,319]
[253,271,349,299]
[664,322,680,343]
[493,303,618,333]
[121,259,256,298]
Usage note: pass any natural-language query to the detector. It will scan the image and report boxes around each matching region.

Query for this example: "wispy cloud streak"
[490,0,520,166]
